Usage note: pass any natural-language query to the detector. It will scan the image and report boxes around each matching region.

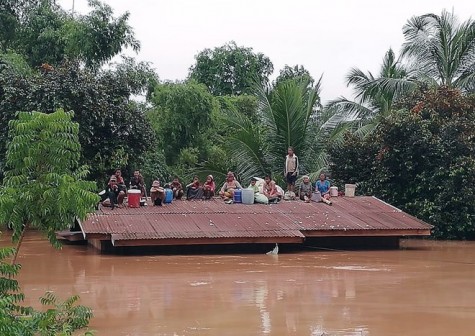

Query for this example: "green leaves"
[329,87,475,239]
[402,10,475,93]
[0,241,94,335]
[0,109,99,248]
[148,81,218,167]
[189,41,274,96]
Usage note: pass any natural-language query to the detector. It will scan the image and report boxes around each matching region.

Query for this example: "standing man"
[284,146,299,194]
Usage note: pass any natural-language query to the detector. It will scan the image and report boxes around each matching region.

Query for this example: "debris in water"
[266,243,279,255]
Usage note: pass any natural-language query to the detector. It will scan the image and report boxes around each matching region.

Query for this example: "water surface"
[3,232,475,335]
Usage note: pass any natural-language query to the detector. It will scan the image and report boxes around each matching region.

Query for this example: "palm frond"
[221,107,268,183]
[402,10,475,89]
[325,98,376,124]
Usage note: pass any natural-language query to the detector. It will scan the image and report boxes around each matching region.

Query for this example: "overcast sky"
[58,0,474,103]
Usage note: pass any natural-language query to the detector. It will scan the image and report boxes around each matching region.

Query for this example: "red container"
[128,189,141,208]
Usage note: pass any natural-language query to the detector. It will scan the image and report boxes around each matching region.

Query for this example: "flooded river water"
[2,231,475,336]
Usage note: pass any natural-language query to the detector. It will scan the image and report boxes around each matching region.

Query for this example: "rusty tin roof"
[80,196,432,245]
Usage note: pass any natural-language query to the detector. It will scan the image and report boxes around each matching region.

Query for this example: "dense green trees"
[275,64,314,87]
[1,0,139,68]
[148,81,218,167]
[324,11,475,239]
[329,87,475,239]
[189,41,274,95]
[0,61,154,181]
[0,1,474,243]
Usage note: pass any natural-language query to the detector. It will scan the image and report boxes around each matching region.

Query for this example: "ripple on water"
[189,281,210,286]
[329,265,391,272]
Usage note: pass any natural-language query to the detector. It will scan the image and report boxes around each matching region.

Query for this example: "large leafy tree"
[0,109,96,334]
[189,41,274,96]
[0,60,155,181]
[3,0,139,69]
[0,109,99,262]
[148,81,218,167]
[274,64,314,87]
[401,10,475,93]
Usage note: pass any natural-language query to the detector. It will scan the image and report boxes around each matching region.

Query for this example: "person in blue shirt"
[316,173,332,205]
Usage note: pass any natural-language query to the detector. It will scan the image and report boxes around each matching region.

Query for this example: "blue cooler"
[164,188,173,204]
[233,189,242,203]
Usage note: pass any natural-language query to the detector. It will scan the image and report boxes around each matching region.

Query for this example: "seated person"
[129,170,145,195]
[170,176,184,200]
[203,175,216,200]
[249,177,268,204]
[150,179,165,206]
[186,175,203,200]
[316,173,332,205]
[263,174,281,203]
[104,175,125,209]
[219,171,242,201]
[249,177,259,194]
[299,175,313,202]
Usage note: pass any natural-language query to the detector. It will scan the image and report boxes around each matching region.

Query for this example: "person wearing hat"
[299,175,313,203]
[203,175,215,200]
[150,179,165,206]
[104,175,125,209]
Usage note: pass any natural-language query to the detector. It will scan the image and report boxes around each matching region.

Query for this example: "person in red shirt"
[112,169,126,206]
[203,175,216,200]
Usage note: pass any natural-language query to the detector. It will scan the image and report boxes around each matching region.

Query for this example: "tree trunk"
[11,224,28,265]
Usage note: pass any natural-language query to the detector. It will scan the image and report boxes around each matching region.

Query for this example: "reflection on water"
[2,232,475,335]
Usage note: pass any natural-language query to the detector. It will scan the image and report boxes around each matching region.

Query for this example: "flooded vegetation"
[4,232,475,336]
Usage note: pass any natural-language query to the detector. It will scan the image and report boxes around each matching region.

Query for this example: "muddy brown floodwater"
[2,231,475,336]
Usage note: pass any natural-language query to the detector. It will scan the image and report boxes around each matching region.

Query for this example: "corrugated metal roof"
[82,196,432,242]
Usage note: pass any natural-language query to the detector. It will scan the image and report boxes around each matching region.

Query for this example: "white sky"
[58,0,474,103]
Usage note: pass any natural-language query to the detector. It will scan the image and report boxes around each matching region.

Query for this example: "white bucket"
[241,188,255,204]
[330,186,338,197]
[345,184,356,197]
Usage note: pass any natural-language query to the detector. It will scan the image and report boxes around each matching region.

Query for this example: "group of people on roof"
[100,147,333,209]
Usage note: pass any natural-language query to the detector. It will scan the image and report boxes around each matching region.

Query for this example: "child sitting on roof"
[203,175,215,200]
[263,174,281,203]
[170,176,184,200]
[299,175,313,203]
[249,177,269,204]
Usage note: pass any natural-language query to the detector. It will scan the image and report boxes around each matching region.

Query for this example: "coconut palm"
[212,76,336,184]
[401,10,475,93]
[325,48,415,136]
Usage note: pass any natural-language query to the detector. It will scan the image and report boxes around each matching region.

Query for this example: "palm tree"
[325,49,415,136]
[213,77,334,184]
[401,10,475,93]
